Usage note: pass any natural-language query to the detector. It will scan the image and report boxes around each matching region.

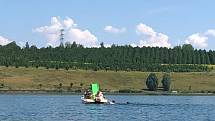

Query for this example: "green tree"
[196,50,201,64]
[205,52,210,64]
[65,65,69,71]
[146,73,158,91]
[59,83,63,88]
[25,42,30,49]
[38,83,42,89]
[0,41,214,72]
[208,50,215,64]
[163,48,169,63]
[15,64,19,68]
[65,41,71,48]
[70,82,73,88]
[80,83,84,88]
[55,65,59,70]
[0,83,4,88]
[161,73,171,91]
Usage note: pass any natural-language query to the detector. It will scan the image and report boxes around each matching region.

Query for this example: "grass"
[0,66,215,92]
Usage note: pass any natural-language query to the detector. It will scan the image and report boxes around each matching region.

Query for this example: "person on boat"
[84,89,92,99]
[95,91,104,102]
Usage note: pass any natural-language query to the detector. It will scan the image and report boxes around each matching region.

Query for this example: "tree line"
[0,41,214,72]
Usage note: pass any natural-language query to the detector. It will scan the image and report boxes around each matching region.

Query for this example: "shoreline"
[0,90,215,96]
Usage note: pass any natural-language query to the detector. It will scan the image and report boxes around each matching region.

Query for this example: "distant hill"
[0,67,215,92]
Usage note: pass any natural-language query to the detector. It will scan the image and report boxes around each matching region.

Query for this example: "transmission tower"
[60,29,64,46]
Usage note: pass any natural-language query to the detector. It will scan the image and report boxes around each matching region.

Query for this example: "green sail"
[91,83,99,96]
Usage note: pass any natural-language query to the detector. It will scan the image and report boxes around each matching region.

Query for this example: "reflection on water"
[0,95,215,121]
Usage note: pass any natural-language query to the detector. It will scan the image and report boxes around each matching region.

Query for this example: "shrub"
[0,83,4,88]
[65,66,69,71]
[59,83,62,87]
[146,73,158,91]
[162,73,171,91]
[5,64,9,68]
[46,66,49,69]
[80,83,83,87]
[70,83,73,88]
[38,84,42,89]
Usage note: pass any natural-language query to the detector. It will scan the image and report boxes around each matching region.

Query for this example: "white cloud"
[33,17,62,46]
[104,26,126,34]
[130,43,137,47]
[63,17,77,28]
[0,36,12,45]
[67,28,97,47]
[185,29,215,49]
[136,23,171,48]
[136,23,156,36]
[185,33,208,49]
[205,29,215,36]
[104,44,112,48]
[34,16,98,47]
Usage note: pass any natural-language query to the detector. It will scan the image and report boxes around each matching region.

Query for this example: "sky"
[0,0,215,49]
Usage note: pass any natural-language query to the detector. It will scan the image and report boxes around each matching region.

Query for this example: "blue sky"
[0,0,215,49]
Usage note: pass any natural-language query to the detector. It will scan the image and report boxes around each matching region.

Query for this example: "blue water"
[0,95,215,121]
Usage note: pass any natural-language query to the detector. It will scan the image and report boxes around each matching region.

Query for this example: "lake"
[0,95,215,121]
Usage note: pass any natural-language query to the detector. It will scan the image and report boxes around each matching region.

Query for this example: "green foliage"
[55,65,59,70]
[0,83,4,88]
[162,73,171,91]
[0,42,214,72]
[25,42,29,49]
[59,83,62,87]
[38,83,42,89]
[25,64,29,68]
[5,64,9,68]
[80,83,83,87]
[146,73,158,91]
[70,82,73,88]
[65,66,69,71]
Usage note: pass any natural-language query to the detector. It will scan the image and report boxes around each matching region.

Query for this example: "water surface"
[0,95,215,121]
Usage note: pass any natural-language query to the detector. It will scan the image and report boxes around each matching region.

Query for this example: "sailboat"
[81,83,113,104]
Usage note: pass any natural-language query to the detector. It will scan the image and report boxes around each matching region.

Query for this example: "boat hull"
[81,97,109,104]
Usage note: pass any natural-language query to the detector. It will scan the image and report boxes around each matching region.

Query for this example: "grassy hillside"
[0,66,215,92]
